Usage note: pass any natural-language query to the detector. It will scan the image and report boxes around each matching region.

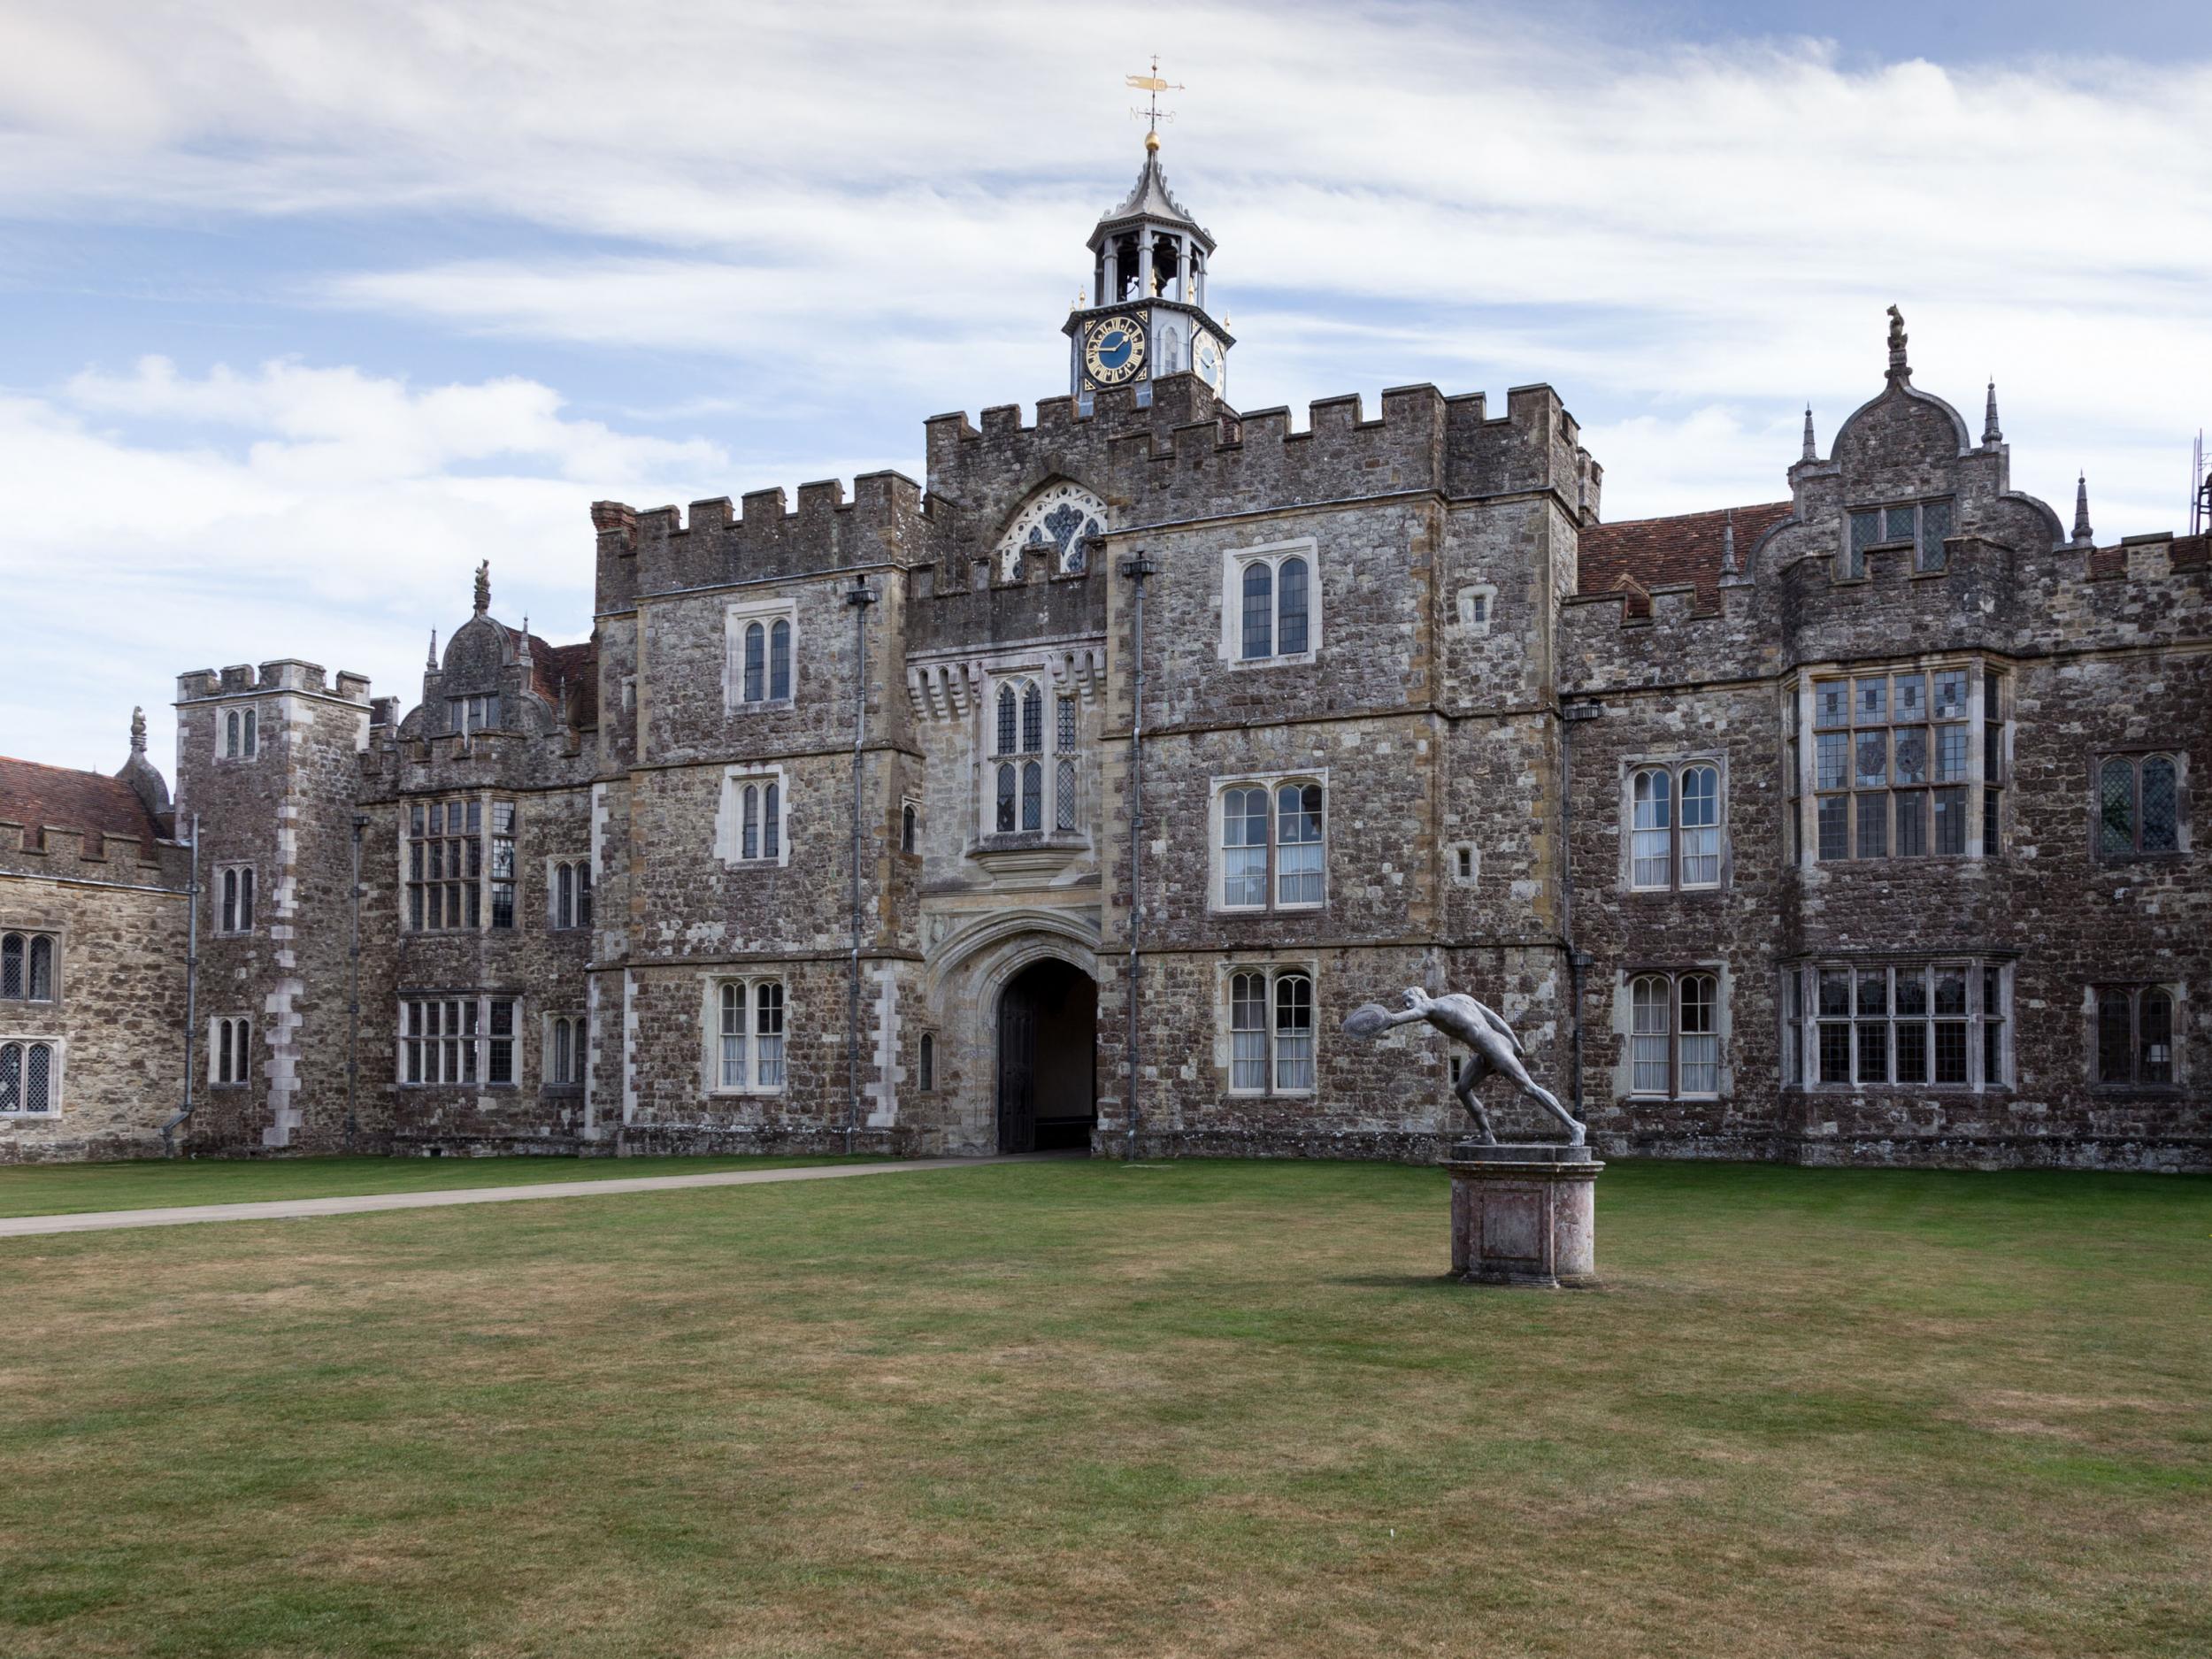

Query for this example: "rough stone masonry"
[2,142,2203,1170]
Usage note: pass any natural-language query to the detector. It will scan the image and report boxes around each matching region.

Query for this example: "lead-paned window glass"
[2096,986,2177,1087]
[769,619,791,701]
[0,1041,57,1114]
[1796,961,2001,1088]
[1240,563,1272,660]
[3,933,58,1002]
[408,798,494,932]
[1845,498,1954,575]
[1809,669,1977,861]
[2099,754,2182,856]
[399,995,487,1085]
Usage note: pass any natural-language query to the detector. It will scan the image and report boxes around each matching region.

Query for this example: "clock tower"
[1066,129,1233,406]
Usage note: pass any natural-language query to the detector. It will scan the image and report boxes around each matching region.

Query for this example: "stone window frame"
[916,1030,938,1094]
[1789,659,2005,868]
[2093,749,2189,863]
[0,929,58,1004]
[1781,956,2010,1094]
[542,1011,587,1093]
[208,1014,253,1089]
[978,667,1080,844]
[703,975,788,1098]
[1620,967,1726,1101]
[1452,583,1496,635]
[546,857,594,930]
[1620,754,1728,894]
[2089,983,2184,1093]
[396,992,522,1090]
[0,1035,62,1117]
[715,764,790,869]
[1218,959,1320,1098]
[723,598,799,713]
[1208,769,1329,916]
[1218,535,1322,669]
[405,795,520,933]
[448,693,501,736]
[1448,842,1480,886]
[1840,494,1955,579]
[901,799,921,856]
[213,862,257,936]
[216,705,259,760]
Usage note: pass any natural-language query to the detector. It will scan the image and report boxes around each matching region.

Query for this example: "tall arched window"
[1021,682,1043,753]
[743,622,765,703]
[1221,787,1269,907]
[553,1016,573,1087]
[1020,762,1042,831]
[719,982,746,1087]
[1240,563,1273,660]
[918,1031,935,1093]
[741,785,760,860]
[996,685,1018,756]
[225,710,242,757]
[1273,973,1314,1091]
[1277,557,1310,655]
[0,933,20,999]
[242,710,257,755]
[762,781,780,859]
[0,1041,50,1113]
[902,803,918,853]
[769,619,791,700]
[27,935,52,1001]
[1276,783,1323,905]
[1631,771,1673,888]
[557,864,574,928]
[1628,972,1722,1097]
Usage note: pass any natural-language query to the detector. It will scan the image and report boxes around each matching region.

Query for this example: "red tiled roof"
[1578,502,1796,615]
[528,639,598,728]
[0,757,165,848]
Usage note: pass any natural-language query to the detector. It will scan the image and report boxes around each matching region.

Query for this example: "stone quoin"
[2,134,2206,1169]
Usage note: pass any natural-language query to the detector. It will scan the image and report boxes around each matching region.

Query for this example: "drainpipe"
[846,573,878,1155]
[1118,549,1156,1160]
[346,813,366,1150]
[1560,701,1602,1121]
[160,814,201,1156]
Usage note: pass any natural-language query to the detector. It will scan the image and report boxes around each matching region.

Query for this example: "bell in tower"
[1065,127,1233,409]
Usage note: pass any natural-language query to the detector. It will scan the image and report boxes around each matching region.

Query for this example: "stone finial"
[1720,510,1740,577]
[1886,305,1909,380]
[426,628,439,669]
[2072,473,2094,549]
[473,560,490,615]
[129,705,147,755]
[1983,380,2002,446]
[1801,404,1817,462]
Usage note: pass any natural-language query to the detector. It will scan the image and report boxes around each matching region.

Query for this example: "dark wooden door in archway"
[996,959,1097,1154]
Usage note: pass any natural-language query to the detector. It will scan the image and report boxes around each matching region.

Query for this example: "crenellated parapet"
[592,470,926,608]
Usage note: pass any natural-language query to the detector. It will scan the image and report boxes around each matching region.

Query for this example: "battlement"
[0,817,181,881]
[176,660,370,703]
[592,469,926,604]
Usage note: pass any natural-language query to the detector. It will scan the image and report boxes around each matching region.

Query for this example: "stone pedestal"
[1444,1144,1603,1288]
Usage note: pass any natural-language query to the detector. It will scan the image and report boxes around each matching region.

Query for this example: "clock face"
[1083,312,1148,387]
[1193,329,1226,395]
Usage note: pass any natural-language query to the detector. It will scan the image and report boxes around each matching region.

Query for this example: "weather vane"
[1127,57,1183,140]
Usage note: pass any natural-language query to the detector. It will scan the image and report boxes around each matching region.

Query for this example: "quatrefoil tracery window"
[995,481,1108,580]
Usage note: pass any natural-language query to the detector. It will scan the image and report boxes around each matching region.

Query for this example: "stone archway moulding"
[925,906,1103,1013]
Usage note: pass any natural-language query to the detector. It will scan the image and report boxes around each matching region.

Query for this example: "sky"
[5,0,2212,773]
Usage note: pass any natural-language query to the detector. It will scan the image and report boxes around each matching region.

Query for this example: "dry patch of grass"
[0,1159,2208,1657]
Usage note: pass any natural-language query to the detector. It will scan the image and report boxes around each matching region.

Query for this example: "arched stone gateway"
[995,958,1097,1153]
[922,909,1102,1156]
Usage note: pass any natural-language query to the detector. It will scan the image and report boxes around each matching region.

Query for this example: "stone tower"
[174,660,373,1150]
[1064,129,1233,407]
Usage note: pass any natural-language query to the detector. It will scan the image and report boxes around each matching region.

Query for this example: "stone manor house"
[3,136,2206,1169]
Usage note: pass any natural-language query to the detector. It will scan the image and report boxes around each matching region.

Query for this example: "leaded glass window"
[2099,754,2182,857]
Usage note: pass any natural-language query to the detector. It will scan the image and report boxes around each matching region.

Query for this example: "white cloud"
[4,2,2211,769]
[0,362,749,771]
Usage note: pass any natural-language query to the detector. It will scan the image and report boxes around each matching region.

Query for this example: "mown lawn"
[1,1157,2207,1658]
[0,1153,862,1217]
